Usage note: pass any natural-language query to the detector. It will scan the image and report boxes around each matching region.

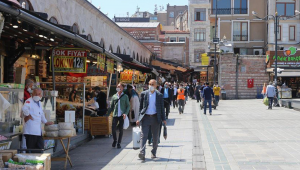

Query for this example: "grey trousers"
[140,115,160,156]
[178,99,185,113]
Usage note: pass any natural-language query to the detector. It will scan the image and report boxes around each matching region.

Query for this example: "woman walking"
[177,84,186,114]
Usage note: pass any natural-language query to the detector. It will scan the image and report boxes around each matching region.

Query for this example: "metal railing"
[233,35,248,41]
[210,8,248,15]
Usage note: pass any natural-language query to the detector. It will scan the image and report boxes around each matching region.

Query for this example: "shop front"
[266,49,300,98]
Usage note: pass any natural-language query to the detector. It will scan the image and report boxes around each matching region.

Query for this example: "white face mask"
[33,96,41,102]
[149,86,155,92]
[27,88,33,94]
[116,88,121,92]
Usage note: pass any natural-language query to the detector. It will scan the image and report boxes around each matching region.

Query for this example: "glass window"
[212,0,231,14]
[194,49,205,63]
[170,37,177,42]
[194,28,206,42]
[179,37,186,42]
[233,22,248,41]
[195,8,206,21]
[169,12,174,18]
[276,3,295,16]
[289,26,295,41]
[234,0,248,14]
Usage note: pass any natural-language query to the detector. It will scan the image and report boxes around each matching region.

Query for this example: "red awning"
[122,61,152,73]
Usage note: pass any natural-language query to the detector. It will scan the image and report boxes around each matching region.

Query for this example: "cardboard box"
[1,152,12,162]
[12,155,18,162]
[18,153,51,170]
[0,150,17,156]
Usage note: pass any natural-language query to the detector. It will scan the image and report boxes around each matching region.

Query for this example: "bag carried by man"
[132,127,141,150]
[263,97,269,106]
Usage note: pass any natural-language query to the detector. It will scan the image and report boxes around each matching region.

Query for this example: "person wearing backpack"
[108,82,130,149]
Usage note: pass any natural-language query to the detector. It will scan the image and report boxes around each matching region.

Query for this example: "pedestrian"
[184,83,189,102]
[160,82,172,119]
[203,82,214,115]
[172,83,178,108]
[24,79,34,102]
[22,88,54,152]
[177,84,185,114]
[136,79,167,160]
[127,85,140,126]
[213,83,221,106]
[108,82,130,149]
[94,86,107,116]
[69,85,78,102]
[195,82,201,103]
[266,81,276,109]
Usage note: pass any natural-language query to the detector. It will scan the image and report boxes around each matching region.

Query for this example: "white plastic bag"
[132,127,141,149]
[123,115,129,129]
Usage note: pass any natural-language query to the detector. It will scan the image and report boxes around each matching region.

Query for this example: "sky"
[90,0,188,19]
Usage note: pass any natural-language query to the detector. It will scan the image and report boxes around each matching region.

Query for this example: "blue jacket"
[203,86,214,100]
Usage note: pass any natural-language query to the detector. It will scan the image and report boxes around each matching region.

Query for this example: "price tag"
[73,57,84,68]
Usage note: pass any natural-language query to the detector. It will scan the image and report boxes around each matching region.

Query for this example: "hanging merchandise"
[106,58,114,74]
[120,69,139,83]
[100,53,106,71]
[116,62,123,72]
[139,72,147,82]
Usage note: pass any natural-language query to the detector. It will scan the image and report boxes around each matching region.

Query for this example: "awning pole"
[51,47,57,112]
[107,73,113,100]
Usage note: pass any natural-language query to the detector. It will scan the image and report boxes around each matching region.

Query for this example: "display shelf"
[0,88,24,92]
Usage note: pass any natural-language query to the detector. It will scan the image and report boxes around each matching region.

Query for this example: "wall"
[161,43,185,63]
[167,5,188,26]
[27,0,152,61]
[219,53,269,99]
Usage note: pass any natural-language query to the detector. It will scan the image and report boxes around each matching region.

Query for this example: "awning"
[277,71,300,77]
[122,61,152,73]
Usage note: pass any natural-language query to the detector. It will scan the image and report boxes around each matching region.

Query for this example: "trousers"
[215,96,219,106]
[24,134,44,153]
[178,99,185,113]
[204,100,212,114]
[268,97,274,109]
[172,95,177,108]
[140,115,160,156]
[112,116,124,144]
[163,99,170,118]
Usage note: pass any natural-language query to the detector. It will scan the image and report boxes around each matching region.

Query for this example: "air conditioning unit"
[253,49,263,55]
[196,59,200,62]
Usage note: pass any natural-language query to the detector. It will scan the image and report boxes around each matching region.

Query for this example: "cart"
[200,99,217,110]
[90,115,112,139]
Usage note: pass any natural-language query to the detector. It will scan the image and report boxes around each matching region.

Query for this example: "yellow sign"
[201,53,210,66]
[120,69,139,83]
[106,58,114,73]
[139,72,147,82]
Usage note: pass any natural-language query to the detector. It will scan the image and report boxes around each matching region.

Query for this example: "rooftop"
[116,22,160,28]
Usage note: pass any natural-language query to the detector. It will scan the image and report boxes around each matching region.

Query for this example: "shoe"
[139,153,145,160]
[204,113,206,115]
[112,141,117,147]
[209,112,212,115]
[117,144,121,149]
[151,153,157,159]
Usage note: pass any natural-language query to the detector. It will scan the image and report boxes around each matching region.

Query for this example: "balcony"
[210,8,248,15]
[233,35,248,41]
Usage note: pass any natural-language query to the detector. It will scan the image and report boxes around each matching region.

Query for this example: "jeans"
[267,97,274,109]
[178,99,185,113]
[204,100,212,114]
[215,96,219,106]
[163,99,170,118]
[196,93,201,102]
[112,116,124,144]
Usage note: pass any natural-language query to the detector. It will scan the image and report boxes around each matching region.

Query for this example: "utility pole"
[213,0,218,85]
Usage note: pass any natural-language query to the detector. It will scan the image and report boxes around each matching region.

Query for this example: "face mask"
[164,85,168,88]
[95,92,98,95]
[33,96,41,102]
[149,86,155,91]
[116,88,121,92]
[27,88,33,94]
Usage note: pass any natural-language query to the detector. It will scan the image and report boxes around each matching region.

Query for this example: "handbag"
[123,115,129,129]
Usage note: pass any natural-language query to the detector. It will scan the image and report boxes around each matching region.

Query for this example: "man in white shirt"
[266,81,276,109]
[22,88,53,152]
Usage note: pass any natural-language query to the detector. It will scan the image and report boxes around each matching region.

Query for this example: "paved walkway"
[51,99,300,170]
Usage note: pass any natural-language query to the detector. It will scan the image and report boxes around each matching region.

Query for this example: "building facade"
[167,4,188,26]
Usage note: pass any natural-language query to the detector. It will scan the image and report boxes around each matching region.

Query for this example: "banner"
[120,69,139,83]
[50,48,88,73]
[106,58,114,73]
[139,72,147,82]
[201,53,210,66]
[100,53,105,71]
[247,79,254,88]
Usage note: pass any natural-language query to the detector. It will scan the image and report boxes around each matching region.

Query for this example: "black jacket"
[160,87,173,102]
[96,91,107,110]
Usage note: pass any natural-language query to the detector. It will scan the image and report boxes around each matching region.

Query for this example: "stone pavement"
[51,99,300,170]
[51,100,195,170]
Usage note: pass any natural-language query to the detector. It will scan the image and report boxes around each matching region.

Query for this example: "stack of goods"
[58,122,76,137]
[44,124,59,137]
[7,153,51,170]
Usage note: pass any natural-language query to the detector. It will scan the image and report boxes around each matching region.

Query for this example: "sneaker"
[209,112,212,115]
[112,141,117,147]
[117,144,121,149]
[151,153,157,159]
[139,153,145,160]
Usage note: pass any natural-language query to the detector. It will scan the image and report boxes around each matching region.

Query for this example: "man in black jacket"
[160,82,173,119]
[94,86,107,116]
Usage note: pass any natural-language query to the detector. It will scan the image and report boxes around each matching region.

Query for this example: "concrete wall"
[167,5,188,26]
[27,0,152,61]
[161,43,185,63]
[219,53,269,99]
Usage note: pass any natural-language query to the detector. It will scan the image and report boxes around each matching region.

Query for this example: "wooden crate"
[90,116,112,137]
[84,116,90,130]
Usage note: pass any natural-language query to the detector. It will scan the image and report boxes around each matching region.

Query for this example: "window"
[72,23,79,34]
[179,37,186,42]
[194,28,206,42]
[194,8,206,21]
[234,0,248,14]
[276,2,295,16]
[170,37,177,42]
[289,26,295,41]
[212,0,231,14]
[233,22,248,41]
[169,12,174,18]
[49,17,58,24]
[277,25,281,40]
[194,49,205,63]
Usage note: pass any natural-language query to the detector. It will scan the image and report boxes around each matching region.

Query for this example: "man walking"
[172,83,178,108]
[203,82,214,115]
[108,82,130,149]
[195,82,201,103]
[266,81,276,109]
[137,79,167,160]
[177,84,185,114]
[160,82,172,119]
[213,83,221,106]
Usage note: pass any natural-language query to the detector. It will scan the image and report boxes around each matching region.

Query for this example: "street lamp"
[252,10,300,106]
[213,0,219,85]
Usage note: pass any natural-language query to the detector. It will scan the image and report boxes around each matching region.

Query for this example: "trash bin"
[221,89,226,100]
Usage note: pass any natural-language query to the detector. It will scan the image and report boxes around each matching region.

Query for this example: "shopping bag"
[163,123,167,140]
[132,127,141,150]
[263,97,269,106]
[123,115,129,129]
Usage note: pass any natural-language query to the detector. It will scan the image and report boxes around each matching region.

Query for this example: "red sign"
[248,79,254,88]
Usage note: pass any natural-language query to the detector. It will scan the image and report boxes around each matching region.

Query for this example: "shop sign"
[266,47,300,68]
[201,53,210,66]
[50,48,88,73]
[106,58,114,73]
[120,69,139,83]
[139,72,147,82]
[87,64,108,76]
[97,53,106,71]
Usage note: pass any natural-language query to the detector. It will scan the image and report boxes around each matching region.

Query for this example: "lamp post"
[213,0,218,85]
[252,10,300,106]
